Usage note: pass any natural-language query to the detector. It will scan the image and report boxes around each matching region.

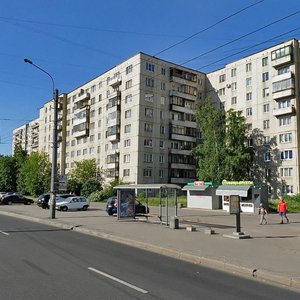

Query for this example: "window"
[265,168,271,177]
[159,170,164,178]
[262,72,269,82]
[280,167,293,177]
[246,77,252,86]
[83,148,87,156]
[281,150,293,160]
[279,132,292,143]
[231,68,236,77]
[125,109,131,119]
[218,88,225,96]
[264,136,270,145]
[145,94,154,102]
[231,82,237,91]
[143,169,152,177]
[91,85,96,93]
[263,104,269,113]
[126,64,133,74]
[262,57,268,66]
[278,99,291,109]
[124,139,131,147]
[279,116,291,126]
[246,108,252,116]
[263,88,269,97]
[231,97,237,105]
[123,169,130,177]
[278,66,290,75]
[246,92,252,101]
[146,62,155,72]
[161,67,166,75]
[144,153,153,163]
[160,125,165,134]
[271,45,292,60]
[91,97,95,105]
[145,108,153,118]
[144,139,153,147]
[159,155,164,163]
[219,74,226,83]
[246,63,252,72]
[146,78,154,87]
[263,120,270,129]
[144,123,153,132]
[273,78,294,92]
[99,94,102,102]
[160,96,166,105]
[282,185,293,194]
[124,154,130,163]
[124,124,131,133]
[77,150,81,156]
[125,80,132,89]
[160,140,164,148]
[125,94,132,104]
[161,82,166,90]
[264,152,271,161]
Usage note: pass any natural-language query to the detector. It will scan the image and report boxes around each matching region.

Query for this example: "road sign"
[59,174,68,191]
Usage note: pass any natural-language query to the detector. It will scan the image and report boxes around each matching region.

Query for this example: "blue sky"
[0,0,299,155]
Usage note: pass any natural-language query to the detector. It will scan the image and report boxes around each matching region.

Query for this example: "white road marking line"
[0,230,9,236]
[88,267,148,294]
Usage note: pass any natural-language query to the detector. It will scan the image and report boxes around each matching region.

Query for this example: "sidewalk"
[0,202,300,290]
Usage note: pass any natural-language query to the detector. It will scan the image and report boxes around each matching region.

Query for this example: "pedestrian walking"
[277,198,289,224]
[258,203,267,225]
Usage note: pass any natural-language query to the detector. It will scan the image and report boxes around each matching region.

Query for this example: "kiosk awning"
[216,185,251,197]
[182,185,209,191]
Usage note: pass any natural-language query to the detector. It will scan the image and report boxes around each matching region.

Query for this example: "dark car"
[106,196,149,216]
[1,194,34,205]
[37,193,74,209]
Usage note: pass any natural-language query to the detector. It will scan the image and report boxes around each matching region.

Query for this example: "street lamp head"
[24,58,33,64]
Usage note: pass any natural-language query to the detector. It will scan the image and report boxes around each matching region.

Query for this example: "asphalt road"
[0,215,299,300]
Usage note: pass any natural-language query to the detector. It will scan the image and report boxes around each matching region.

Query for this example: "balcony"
[109,76,122,87]
[170,177,191,184]
[170,76,198,87]
[273,105,295,117]
[73,129,88,138]
[170,163,195,170]
[170,133,196,142]
[74,92,90,104]
[273,88,295,100]
[170,119,197,128]
[272,72,293,83]
[170,103,195,114]
[271,54,293,68]
[170,148,192,155]
[169,90,197,101]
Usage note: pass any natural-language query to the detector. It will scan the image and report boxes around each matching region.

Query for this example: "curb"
[1,210,300,291]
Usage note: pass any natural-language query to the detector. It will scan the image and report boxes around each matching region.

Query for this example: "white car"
[56,196,89,211]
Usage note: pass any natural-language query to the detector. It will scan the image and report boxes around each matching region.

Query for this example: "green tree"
[18,152,51,196]
[223,110,252,180]
[69,159,103,195]
[194,98,226,183]
[0,156,17,191]
[14,145,28,192]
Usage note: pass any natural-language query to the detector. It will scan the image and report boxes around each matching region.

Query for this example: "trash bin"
[170,216,179,229]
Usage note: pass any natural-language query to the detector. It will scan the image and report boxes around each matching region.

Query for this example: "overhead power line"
[154,0,265,56]
[182,10,300,66]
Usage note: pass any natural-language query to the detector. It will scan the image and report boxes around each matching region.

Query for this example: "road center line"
[88,267,148,294]
[0,230,9,236]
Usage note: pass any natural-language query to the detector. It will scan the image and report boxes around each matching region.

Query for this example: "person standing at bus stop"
[278,198,289,224]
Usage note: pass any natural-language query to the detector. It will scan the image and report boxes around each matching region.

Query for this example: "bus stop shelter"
[114,184,181,225]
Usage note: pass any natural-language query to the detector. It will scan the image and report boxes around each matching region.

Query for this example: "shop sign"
[222,180,253,185]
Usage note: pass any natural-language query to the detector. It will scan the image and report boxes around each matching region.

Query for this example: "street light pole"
[24,58,58,219]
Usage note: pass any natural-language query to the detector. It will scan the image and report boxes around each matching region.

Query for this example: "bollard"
[170,216,179,229]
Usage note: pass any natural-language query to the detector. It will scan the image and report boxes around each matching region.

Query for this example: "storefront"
[216,180,268,213]
[182,181,221,209]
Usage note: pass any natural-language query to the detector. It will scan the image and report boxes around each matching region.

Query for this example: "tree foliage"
[0,156,17,192]
[18,152,51,196]
[194,99,252,183]
[69,159,103,196]
[194,98,226,183]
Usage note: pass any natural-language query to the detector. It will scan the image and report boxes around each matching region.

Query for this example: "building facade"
[12,39,300,196]
[19,53,205,186]
[206,39,300,196]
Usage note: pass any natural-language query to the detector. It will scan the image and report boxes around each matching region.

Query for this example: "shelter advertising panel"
[118,189,135,219]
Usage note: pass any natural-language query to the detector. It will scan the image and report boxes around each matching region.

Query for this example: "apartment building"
[29,53,205,185]
[206,39,300,196]
[12,119,39,154]
[13,39,300,195]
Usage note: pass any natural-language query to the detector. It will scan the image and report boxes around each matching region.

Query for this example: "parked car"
[106,196,149,216]
[0,194,34,205]
[55,196,89,211]
[37,193,74,209]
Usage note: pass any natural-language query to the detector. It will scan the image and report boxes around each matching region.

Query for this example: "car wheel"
[107,211,113,216]
[8,201,13,205]
[61,206,68,212]
[82,205,88,211]
[25,201,32,205]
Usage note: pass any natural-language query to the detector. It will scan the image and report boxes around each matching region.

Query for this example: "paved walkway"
[0,202,300,291]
